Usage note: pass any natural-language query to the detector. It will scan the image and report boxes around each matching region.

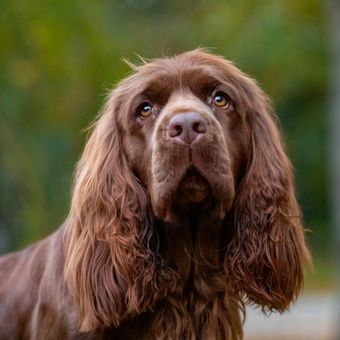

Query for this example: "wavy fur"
[64,93,178,331]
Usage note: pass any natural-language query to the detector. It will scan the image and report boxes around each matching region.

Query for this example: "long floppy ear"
[224,79,311,312]
[64,91,175,331]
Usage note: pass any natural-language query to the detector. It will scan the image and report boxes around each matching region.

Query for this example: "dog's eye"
[212,92,230,109]
[139,103,153,118]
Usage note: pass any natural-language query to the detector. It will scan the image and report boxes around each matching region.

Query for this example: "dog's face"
[116,51,250,221]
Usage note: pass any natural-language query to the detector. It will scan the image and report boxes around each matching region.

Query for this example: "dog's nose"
[167,112,207,145]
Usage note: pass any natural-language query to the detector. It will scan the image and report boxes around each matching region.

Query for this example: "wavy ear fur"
[64,92,176,331]
[224,79,311,312]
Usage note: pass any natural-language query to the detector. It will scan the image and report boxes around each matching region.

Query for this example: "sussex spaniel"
[0,50,311,340]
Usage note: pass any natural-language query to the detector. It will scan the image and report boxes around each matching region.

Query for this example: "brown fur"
[0,50,311,340]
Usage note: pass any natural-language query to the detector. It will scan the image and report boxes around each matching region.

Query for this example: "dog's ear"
[224,77,311,312]
[64,91,176,331]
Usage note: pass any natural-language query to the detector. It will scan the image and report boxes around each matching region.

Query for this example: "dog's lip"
[167,134,204,147]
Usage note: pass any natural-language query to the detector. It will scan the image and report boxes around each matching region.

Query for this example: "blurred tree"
[325,0,340,335]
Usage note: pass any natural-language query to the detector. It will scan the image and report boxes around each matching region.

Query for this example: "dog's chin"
[176,168,210,204]
[151,146,235,222]
[152,167,229,223]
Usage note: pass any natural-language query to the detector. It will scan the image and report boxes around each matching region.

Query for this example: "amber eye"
[212,92,230,109]
[139,103,153,118]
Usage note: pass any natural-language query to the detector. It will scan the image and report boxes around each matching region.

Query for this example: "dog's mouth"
[176,167,210,204]
[151,134,235,221]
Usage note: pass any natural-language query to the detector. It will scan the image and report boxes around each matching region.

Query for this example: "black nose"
[167,112,207,145]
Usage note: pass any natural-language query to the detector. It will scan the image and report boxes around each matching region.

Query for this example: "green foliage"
[0,0,328,253]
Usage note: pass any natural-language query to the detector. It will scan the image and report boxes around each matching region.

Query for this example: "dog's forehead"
[123,62,230,103]
[121,51,245,98]
[141,67,218,95]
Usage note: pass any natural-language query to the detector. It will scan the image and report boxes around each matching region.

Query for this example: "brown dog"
[0,50,311,340]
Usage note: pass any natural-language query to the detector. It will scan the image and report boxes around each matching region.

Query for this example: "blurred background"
[0,0,339,338]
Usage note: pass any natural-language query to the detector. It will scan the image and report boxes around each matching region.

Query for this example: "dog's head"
[117,51,247,222]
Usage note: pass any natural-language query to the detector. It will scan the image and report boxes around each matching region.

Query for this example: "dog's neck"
[158,198,225,287]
